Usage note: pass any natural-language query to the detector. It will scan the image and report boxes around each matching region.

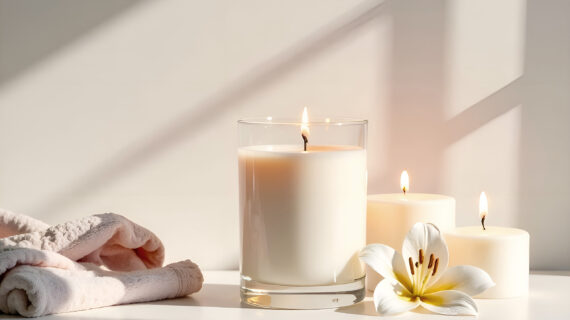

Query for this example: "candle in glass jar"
[445,192,529,298]
[239,108,367,287]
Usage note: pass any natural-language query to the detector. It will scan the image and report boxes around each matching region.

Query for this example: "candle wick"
[302,133,308,151]
[481,216,486,231]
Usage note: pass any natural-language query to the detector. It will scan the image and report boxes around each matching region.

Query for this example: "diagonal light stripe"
[444,77,523,144]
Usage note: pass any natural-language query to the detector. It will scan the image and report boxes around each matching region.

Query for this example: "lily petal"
[420,290,478,316]
[402,223,448,286]
[360,244,412,291]
[425,265,495,296]
[373,279,419,316]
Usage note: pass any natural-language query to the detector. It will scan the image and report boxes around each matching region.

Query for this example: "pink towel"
[0,209,203,317]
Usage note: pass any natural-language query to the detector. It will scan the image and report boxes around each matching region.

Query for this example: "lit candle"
[238,109,368,308]
[365,171,456,290]
[445,192,530,298]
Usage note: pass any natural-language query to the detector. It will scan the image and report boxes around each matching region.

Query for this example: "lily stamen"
[418,253,437,294]
[413,260,422,296]
[432,258,439,276]
[419,249,424,264]
[408,257,415,275]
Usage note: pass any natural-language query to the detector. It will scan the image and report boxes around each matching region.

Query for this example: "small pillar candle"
[445,192,530,298]
[366,171,455,290]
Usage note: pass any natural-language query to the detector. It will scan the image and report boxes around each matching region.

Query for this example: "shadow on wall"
[15,1,389,218]
[377,0,449,192]
[518,0,570,270]
[0,0,146,85]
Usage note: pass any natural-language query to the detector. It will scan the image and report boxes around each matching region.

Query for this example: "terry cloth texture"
[0,209,203,317]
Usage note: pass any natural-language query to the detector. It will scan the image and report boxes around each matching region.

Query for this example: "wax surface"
[445,226,530,298]
[365,193,456,290]
[239,145,367,286]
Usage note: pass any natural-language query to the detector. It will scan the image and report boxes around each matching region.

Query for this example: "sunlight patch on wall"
[443,0,526,120]
[441,106,521,227]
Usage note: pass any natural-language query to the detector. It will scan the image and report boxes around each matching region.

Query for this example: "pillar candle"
[366,172,455,290]
[445,192,529,298]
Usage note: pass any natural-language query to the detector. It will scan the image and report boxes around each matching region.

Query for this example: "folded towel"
[0,260,203,317]
[0,209,203,317]
[0,212,165,271]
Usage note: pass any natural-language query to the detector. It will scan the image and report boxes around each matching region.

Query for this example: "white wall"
[0,0,568,270]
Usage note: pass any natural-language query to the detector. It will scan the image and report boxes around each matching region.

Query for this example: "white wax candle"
[239,145,367,286]
[366,193,455,290]
[445,226,529,298]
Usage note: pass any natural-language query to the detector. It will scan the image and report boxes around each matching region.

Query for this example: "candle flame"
[400,171,409,194]
[301,107,310,138]
[479,192,488,219]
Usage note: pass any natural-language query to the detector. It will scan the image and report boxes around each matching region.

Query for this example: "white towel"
[0,209,203,317]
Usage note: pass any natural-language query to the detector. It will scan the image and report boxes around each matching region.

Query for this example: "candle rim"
[446,226,530,238]
[368,193,455,204]
[238,144,365,154]
[238,117,367,126]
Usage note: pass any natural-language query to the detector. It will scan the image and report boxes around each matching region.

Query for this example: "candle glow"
[400,170,409,194]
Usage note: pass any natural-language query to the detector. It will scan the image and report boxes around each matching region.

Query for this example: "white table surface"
[1,270,569,319]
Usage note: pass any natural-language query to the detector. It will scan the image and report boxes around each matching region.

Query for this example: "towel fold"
[0,260,203,317]
[0,209,203,317]
[0,212,165,271]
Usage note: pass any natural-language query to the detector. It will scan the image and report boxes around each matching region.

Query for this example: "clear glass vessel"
[238,117,367,309]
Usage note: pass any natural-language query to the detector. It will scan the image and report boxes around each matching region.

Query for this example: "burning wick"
[479,192,488,231]
[301,107,310,151]
[302,134,308,151]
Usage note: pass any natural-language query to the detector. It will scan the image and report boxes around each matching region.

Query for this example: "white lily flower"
[360,223,495,316]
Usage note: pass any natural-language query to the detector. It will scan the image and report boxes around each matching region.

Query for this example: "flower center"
[408,249,440,296]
